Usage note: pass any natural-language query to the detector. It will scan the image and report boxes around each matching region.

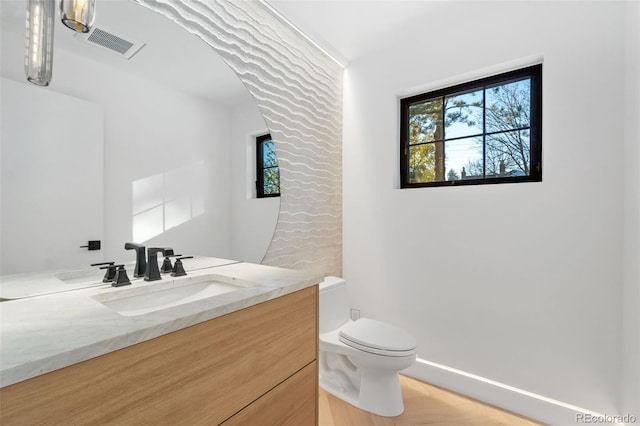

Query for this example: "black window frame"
[256,133,280,198]
[400,64,542,188]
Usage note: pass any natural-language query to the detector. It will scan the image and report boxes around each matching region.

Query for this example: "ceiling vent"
[75,26,145,59]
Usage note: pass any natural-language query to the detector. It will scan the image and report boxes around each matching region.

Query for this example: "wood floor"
[318,375,544,426]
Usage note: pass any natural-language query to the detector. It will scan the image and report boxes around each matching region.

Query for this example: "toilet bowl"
[319,276,416,417]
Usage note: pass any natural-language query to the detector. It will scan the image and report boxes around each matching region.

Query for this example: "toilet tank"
[319,276,350,333]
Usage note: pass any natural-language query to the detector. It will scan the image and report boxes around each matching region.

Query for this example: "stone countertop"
[0,260,323,388]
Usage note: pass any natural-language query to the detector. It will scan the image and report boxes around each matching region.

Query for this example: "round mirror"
[0,0,280,275]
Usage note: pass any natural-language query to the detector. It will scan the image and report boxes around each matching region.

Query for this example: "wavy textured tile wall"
[136,0,343,276]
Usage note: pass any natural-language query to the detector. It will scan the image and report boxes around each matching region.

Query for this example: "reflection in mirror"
[0,0,280,277]
[131,162,206,243]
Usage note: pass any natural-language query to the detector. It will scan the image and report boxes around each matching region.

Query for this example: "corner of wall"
[623,0,640,419]
[405,359,631,426]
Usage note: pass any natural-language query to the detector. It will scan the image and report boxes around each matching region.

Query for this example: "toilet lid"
[338,318,416,355]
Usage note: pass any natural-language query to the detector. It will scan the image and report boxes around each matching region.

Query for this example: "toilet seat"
[338,318,416,357]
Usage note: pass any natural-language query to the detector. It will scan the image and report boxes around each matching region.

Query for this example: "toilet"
[319,276,417,417]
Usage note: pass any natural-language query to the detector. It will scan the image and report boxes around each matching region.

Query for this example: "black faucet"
[124,243,147,278]
[145,248,165,281]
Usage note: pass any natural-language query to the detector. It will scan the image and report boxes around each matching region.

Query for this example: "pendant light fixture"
[24,0,55,86]
[59,0,96,33]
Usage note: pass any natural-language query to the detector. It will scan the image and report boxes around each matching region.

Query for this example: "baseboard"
[403,358,622,426]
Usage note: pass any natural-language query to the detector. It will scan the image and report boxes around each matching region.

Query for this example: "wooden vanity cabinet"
[0,285,319,425]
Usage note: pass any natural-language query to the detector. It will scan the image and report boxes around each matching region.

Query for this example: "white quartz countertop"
[0,259,323,388]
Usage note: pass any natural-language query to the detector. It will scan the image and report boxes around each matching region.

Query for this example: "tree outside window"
[256,134,280,198]
[401,65,542,188]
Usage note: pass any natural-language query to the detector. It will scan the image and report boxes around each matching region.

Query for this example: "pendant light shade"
[59,0,96,33]
[24,0,55,86]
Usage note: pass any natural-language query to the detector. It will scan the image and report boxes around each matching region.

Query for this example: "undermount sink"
[92,274,254,316]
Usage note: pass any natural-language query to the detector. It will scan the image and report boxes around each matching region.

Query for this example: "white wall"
[343,1,633,423]
[623,1,640,420]
[229,100,280,263]
[1,30,231,266]
[1,78,103,274]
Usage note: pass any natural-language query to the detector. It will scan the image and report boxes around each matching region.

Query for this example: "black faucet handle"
[161,254,183,274]
[99,264,120,269]
[112,265,131,287]
[91,261,115,266]
[171,256,193,277]
[93,261,116,282]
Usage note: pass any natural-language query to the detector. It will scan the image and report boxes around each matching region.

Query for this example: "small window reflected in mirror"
[256,134,280,198]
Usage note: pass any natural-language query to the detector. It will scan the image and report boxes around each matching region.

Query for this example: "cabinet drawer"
[222,361,317,425]
[0,286,318,425]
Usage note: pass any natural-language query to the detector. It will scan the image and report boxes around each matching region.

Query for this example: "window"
[400,64,542,188]
[256,133,280,197]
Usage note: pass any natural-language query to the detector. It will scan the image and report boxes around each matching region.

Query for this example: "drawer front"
[222,361,317,426]
[0,286,318,425]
